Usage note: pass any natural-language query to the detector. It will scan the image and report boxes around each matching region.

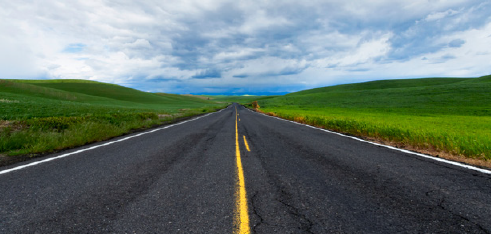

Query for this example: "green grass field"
[253,75,491,161]
[2,76,490,163]
[0,79,226,158]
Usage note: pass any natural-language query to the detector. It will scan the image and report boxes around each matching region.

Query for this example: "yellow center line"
[243,135,250,152]
[234,106,250,234]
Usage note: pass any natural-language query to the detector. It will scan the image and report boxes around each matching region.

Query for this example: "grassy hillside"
[254,75,491,161]
[0,79,219,119]
[0,79,225,159]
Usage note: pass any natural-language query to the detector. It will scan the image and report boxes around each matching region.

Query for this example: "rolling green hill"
[0,79,225,159]
[0,79,219,119]
[255,75,491,161]
[263,76,491,116]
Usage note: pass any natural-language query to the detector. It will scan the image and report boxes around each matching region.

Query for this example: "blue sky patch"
[62,43,86,53]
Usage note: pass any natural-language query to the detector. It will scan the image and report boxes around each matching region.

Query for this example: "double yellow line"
[234,106,250,234]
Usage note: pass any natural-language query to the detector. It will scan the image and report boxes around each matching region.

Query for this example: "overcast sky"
[1,0,490,94]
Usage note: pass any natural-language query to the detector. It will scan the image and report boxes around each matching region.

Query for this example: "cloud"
[192,68,221,79]
[213,47,265,61]
[0,0,490,94]
[227,56,308,78]
[238,10,291,35]
[429,54,457,64]
[424,9,459,22]
[448,39,466,48]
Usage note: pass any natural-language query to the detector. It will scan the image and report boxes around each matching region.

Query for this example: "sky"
[1,0,490,95]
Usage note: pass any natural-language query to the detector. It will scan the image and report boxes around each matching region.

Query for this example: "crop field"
[0,79,226,160]
[253,75,491,161]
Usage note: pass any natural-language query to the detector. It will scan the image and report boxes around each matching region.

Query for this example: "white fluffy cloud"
[0,0,490,94]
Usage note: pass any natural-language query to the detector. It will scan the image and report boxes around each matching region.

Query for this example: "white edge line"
[248,109,491,175]
[0,107,229,175]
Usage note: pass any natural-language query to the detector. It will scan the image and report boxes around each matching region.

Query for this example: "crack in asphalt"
[276,189,314,234]
[244,109,491,233]
[426,189,490,234]
[244,134,315,233]
[250,191,266,234]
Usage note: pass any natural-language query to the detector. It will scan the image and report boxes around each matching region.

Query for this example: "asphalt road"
[1,103,490,233]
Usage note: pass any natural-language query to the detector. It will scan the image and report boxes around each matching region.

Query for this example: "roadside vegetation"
[0,79,226,161]
[249,75,491,163]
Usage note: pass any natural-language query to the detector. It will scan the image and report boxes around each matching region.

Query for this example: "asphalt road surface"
[1,103,490,233]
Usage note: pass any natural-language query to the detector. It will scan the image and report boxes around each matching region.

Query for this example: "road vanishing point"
[1,103,490,233]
